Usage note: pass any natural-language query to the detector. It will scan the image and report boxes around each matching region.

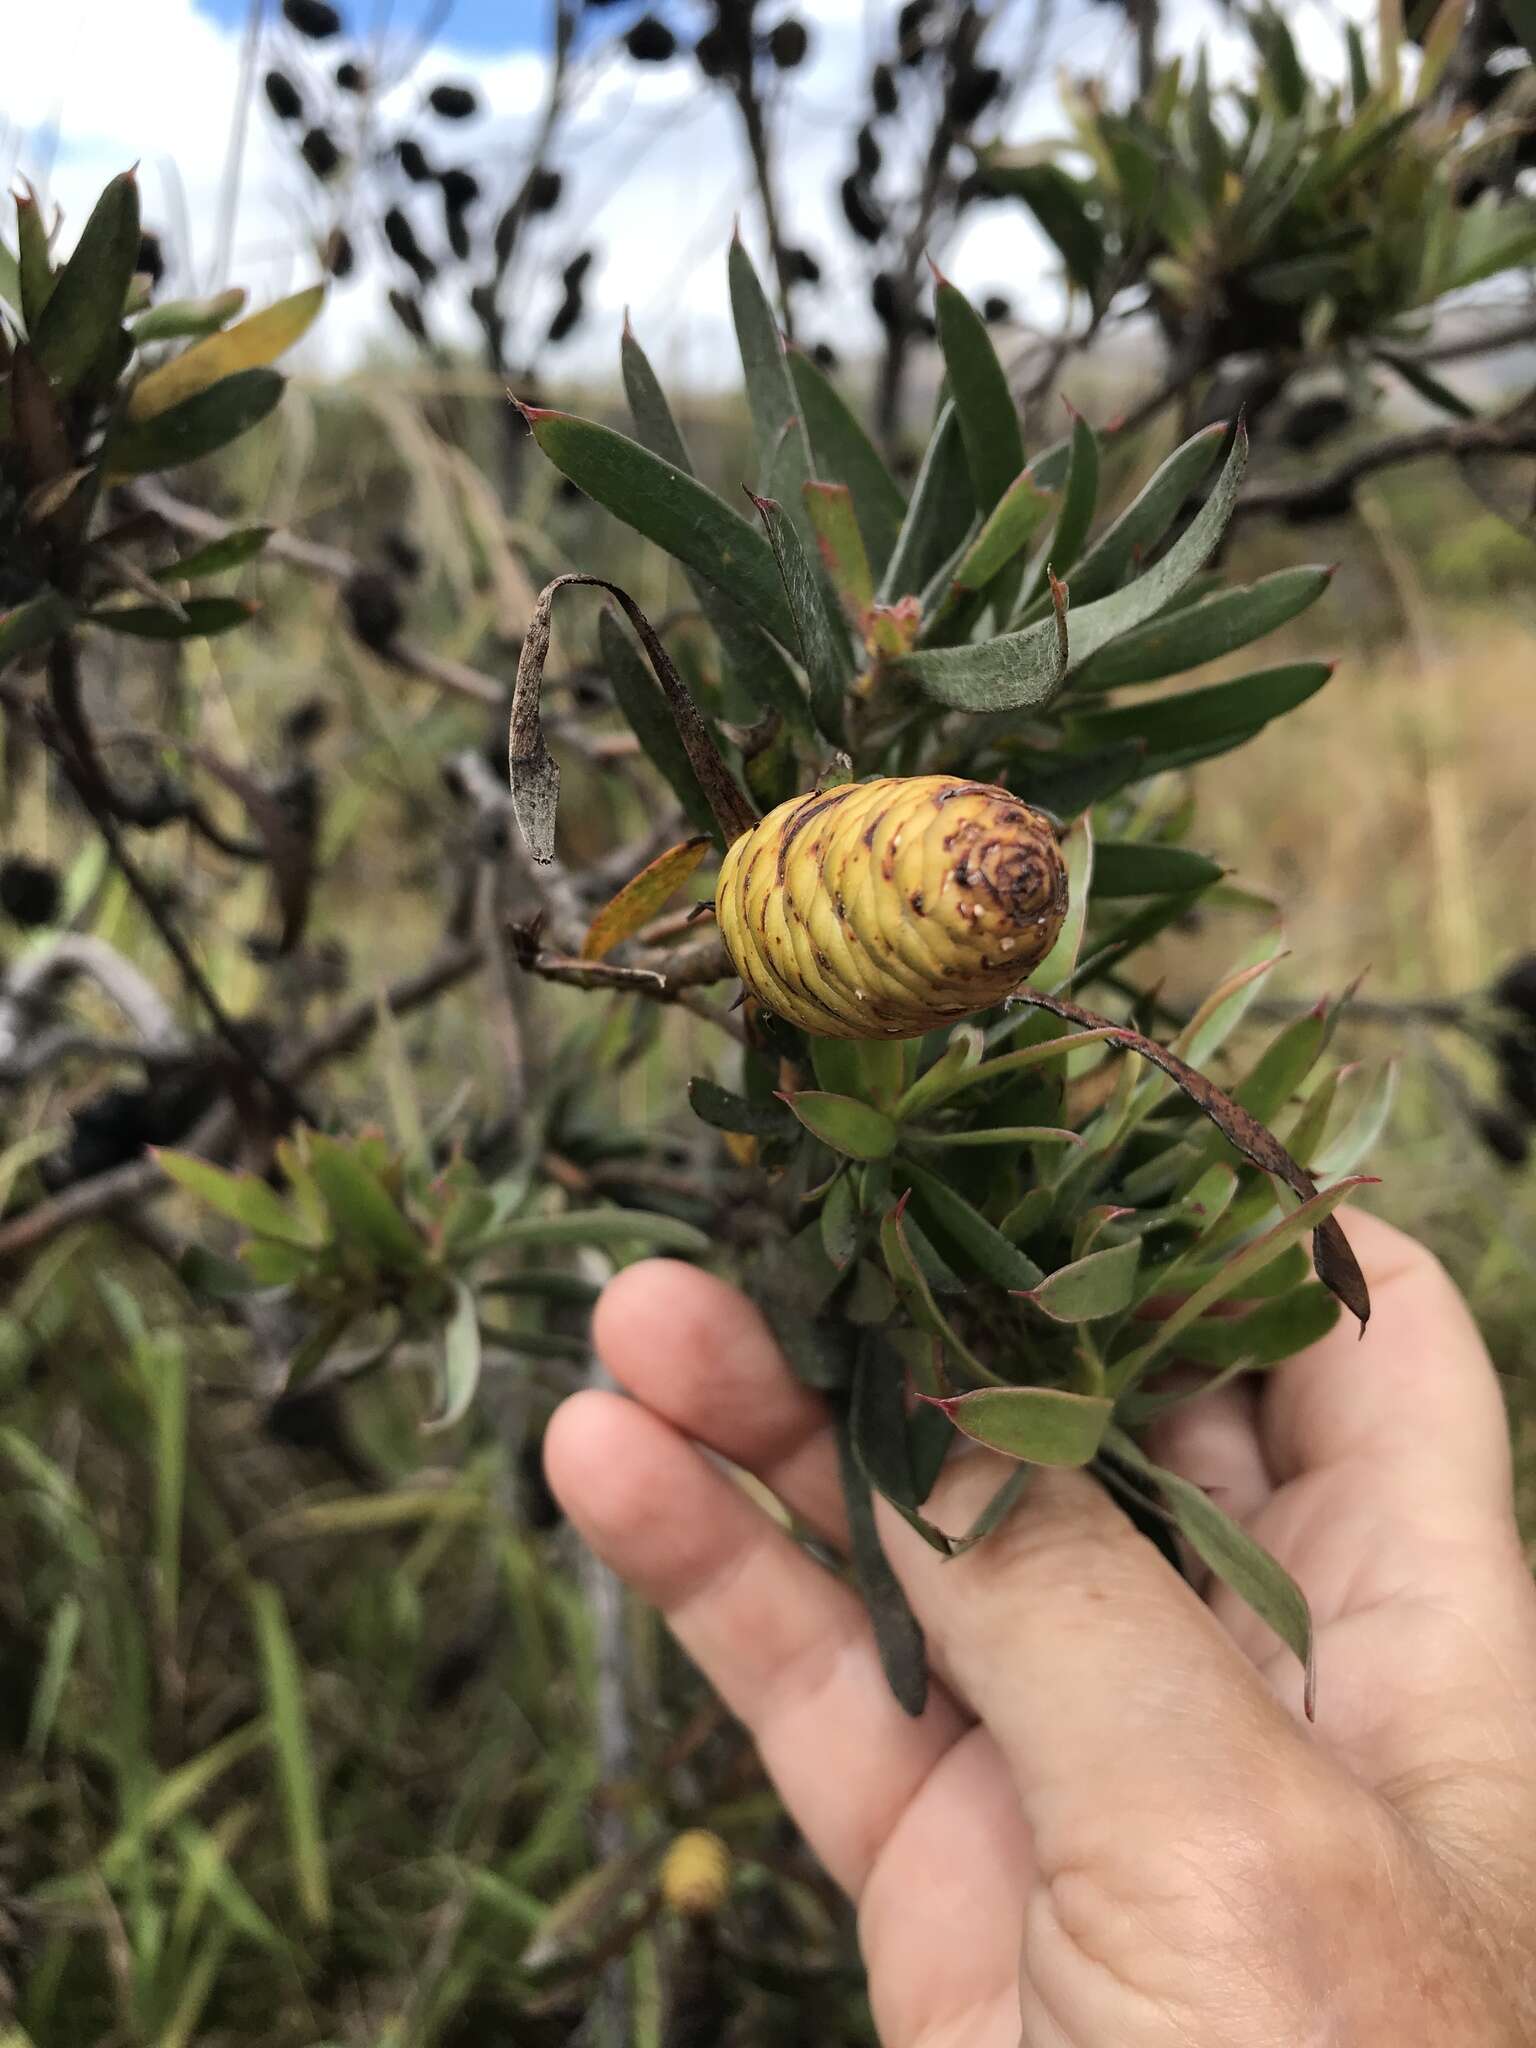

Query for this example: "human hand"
[546,1213,1536,2045]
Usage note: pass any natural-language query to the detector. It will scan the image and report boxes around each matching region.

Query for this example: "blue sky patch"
[194,0,551,55]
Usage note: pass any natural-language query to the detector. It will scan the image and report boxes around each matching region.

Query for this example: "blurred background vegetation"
[4,0,1536,2040]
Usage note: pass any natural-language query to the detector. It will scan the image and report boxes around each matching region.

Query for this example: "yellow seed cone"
[716,774,1068,1039]
[660,1829,732,1917]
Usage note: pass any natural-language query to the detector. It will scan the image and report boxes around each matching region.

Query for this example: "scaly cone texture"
[715,774,1068,1039]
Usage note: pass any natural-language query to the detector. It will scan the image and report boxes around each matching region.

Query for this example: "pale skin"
[546,1214,1536,2045]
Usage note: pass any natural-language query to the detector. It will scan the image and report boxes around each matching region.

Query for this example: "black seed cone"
[1494,953,1536,1023]
[301,127,342,178]
[284,0,342,36]
[768,17,809,66]
[428,82,478,119]
[265,68,304,120]
[625,14,677,60]
[0,857,61,929]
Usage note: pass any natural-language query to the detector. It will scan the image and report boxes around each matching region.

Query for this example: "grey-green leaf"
[33,170,141,392]
[1025,1237,1140,1321]
[934,273,1024,514]
[1107,1428,1315,1713]
[838,1411,929,1715]
[1090,841,1225,897]
[104,369,286,474]
[934,1385,1113,1466]
[750,492,850,744]
[1070,660,1333,752]
[878,400,976,603]
[1071,567,1334,690]
[782,1091,897,1161]
[788,348,906,573]
[523,407,796,646]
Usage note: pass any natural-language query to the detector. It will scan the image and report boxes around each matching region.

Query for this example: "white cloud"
[1,0,1370,394]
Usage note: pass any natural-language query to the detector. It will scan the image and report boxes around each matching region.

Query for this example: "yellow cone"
[660,1829,732,1917]
[715,774,1068,1039]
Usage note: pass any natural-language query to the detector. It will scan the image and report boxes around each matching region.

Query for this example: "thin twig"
[1235,410,1536,521]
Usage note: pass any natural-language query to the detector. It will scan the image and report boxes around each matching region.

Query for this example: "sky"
[0,0,1362,390]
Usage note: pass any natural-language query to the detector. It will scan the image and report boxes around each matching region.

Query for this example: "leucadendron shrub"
[507,236,1376,1716]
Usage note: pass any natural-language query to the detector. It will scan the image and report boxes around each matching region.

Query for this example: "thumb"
[879,1456,1341,1865]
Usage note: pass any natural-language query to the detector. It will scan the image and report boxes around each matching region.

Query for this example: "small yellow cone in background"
[715,773,1068,1040]
[660,1829,732,1918]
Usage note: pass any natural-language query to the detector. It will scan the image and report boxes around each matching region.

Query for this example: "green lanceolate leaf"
[522,406,796,645]
[928,1384,1113,1466]
[821,1171,862,1270]
[1070,660,1333,753]
[899,1161,1044,1291]
[0,231,20,318]
[0,590,77,670]
[424,1280,482,1434]
[482,1208,712,1255]
[749,492,850,743]
[851,1331,950,1518]
[621,321,693,470]
[1025,1237,1140,1321]
[803,480,875,620]
[1024,408,1098,603]
[597,607,718,840]
[249,1583,332,1926]
[153,1150,316,1245]
[892,1024,985,1121]
[687,1076,794,1139]
[152,526,273,580]
[16,190,54,332]
[104,368,285,475]
[730,233,814,508]
[1375,347,1476,421]
[305,1137,426,1270]
[32,170,141,392]
[880,1201,997,1383]
[781,1091,897,1161]
[1090,841,1225,897]
[934,272,1025,513]
[616,327,806,728]
[1063,423,1226,609]
[1106,1427,1316,1714]
[88,597,256,640]
[129,288,248,343]
[1071,567,1334,690]
[878,400,976,604]
[837,1408,928,1715]
[1057,422,1251,674]
[1134,1283,1342,1379]
[789,348,907,573]
[938,464,1057,612]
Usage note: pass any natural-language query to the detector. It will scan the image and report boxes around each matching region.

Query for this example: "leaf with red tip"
[924,1385,1113,1466]
[1023,1238,1140,1322]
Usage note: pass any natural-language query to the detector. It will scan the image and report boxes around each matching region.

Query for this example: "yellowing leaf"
[581,836,709,960]
[127,283,326,421]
